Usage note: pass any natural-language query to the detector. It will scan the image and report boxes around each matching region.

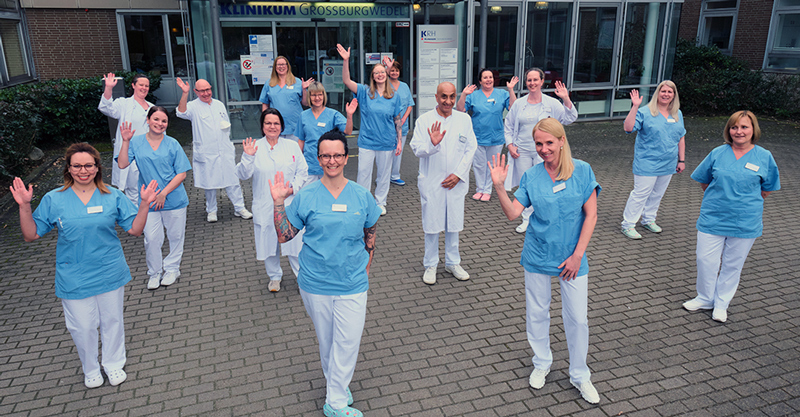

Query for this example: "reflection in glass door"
[574,6,619,85]
[472,5,519,86]
[525,2,573,90]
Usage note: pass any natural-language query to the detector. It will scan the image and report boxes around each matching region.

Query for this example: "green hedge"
[672,39,800,119]
[0,71,162,179]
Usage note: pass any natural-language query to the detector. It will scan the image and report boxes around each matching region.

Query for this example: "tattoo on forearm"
[364,224,377,256]
[274,203,299,241]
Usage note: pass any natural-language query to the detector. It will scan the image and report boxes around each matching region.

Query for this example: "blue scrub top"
[126,134,192,211]
[32,187,137,299]
[629,108,686,176]
[297,108,347,176]
[514,159,601,276]
[464,88,509,147]
[395,81,415,137]
[259,79,304,136]
[356,83,403,151]
[286,180,382,296]
[691,144,780,238]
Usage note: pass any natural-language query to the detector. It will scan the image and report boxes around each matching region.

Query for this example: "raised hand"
[506,76,519,90]
[428,121,446,146]
[103,72,118,88]
[382,56,395,70]
[243,137,258,156]
[9,177,33,206]
[462,84,477,95]
[489,153,510,185]
[176,77,190,94]
[119,121,135,142]
[301,77,315,89]
[346,98,358,115]
[269,171,293,202]
[336,44,351,61]
[554,80,570,100]
[139,180,161,206]
[630,89,643,107]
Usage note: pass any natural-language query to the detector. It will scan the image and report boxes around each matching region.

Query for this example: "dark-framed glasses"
[70,163,96,171]
[318,154,346,162]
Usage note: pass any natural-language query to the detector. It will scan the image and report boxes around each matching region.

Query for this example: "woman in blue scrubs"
[10,143,159,388]
[270,129,381,417]
[489,118,601,405]
[684,111,780,323]
[457,68,518,201]
[621,81,686,239]
[337,43,403,216]
[387,59,415,186]
[118,106,192,291]
[297,81,357,184]
[259,55,314,141]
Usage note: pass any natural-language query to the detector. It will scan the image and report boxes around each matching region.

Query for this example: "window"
[0,2,35,87]
[766,0,800,71]
[524,2,573,90]
[697,0,738,54]
[119,13,188,77]
[619,2,666,86]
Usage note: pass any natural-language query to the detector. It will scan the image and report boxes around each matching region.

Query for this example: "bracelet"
[678,160,684,163]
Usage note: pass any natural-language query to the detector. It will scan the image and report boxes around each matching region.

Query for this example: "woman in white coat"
[504,68,577,233]
[236,108,308,292]
[98,73,153,206]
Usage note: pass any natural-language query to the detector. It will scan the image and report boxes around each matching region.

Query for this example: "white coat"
[176,98,240,189]
[410,108,478,234]
[98,95,152,188]
[235,137,308,259]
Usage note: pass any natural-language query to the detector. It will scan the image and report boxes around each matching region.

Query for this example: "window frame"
[0,4,36,87]
[696,0,739,55]
[763,0,800,73]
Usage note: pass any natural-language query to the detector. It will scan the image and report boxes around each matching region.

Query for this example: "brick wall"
[26,9,123,80]
[677,0,702,42]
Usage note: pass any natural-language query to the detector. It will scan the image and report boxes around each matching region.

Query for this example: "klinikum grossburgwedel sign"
[220,2,409,19]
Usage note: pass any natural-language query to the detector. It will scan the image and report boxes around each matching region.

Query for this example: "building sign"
[220,2,409,19]
[416,25,459,114]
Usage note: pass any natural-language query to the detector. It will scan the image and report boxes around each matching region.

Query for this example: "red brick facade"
[678,0,775,70]
[26,9,123,80]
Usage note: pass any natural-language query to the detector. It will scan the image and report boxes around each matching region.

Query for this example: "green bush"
[672,39,800,119]
[0,100,40,178]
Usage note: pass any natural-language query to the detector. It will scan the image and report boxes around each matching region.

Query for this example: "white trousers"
[144,207,187,277]
[473,144,504,194]
[513,149,541,222]
[300,289,367,409]
[424,232,461,268]
[264,255,300,281]
[61,286,126,379]
[694,231,756,310]
[525,271,591,383]
[621,174,672,229]
[204,185,245,214]
[390,134,408,181]
[357,148,393,207]
[112,160,140,207]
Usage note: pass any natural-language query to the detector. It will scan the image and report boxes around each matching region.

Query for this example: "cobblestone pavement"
[1,117,798,416]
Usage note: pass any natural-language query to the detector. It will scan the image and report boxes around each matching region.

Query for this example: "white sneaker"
[528,367,550,389]
[207,212,218,223]
[107,368,127,386]
[147,273,161,290]
[161,270,180,286]
[235,208,253,219]
[380,205,387,216]
[422,267,437,285]
[683,298,713,311]
[445,264,470,281]
[571,379,600,404]
[268,279,281,292]
[84,374,104,389]
[712,308,727,323]
[515,219,529,234]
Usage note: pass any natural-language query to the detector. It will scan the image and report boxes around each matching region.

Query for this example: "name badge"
[553,183,566,193]
[745,162,760,172]
[287,85,294,90]
[332,204,347,212]
[487,98,495,103]
[87,206,103,214]
[667,117,676,123]
[317,122,326,127]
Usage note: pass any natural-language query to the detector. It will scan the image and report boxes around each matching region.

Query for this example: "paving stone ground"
[1,116,798,417]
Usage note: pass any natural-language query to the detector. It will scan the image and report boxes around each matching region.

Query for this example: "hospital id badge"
[332,204,347,212]
[317,122,326,127]
[287,85,294,89]
[667,117,676,123]
[745,162,759,172]
[487,98,496,104]
[87,206,103,214]
[553,183,566,193]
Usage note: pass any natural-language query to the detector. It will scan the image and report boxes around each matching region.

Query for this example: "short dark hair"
[147,106,169,120]
[260,108,285,134]
[318,128,348,155]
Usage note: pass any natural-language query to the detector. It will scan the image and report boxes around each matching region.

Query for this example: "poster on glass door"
[416,25,459,114]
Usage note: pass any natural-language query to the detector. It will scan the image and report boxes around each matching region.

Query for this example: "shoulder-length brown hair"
[269,56,297,87]
[60,142,110,193]
[723,110,761,145]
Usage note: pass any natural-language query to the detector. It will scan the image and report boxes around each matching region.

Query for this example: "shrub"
[0,100,40,178]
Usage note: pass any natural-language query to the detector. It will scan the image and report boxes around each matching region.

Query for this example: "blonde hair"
[307,81,328,106]
[723,110,761,145]
[368,64,394,99]
[647,80,680,119]
[532,118,574,181]
[269,56,297,87]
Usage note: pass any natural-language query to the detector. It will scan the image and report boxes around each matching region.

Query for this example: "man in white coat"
[410,82,478,285]
[176,78,252,222]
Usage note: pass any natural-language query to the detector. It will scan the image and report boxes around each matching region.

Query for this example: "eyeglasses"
[318,154,346,162]
[275,64,288,68]
[195,88,212,93]
[70,163,96,171]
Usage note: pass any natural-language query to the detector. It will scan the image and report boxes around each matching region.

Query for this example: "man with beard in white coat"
[411,82,478,285]
[176,78,252,222]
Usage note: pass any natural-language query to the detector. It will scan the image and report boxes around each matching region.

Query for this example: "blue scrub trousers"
[525,271,591,384]
[694,231,756,310]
